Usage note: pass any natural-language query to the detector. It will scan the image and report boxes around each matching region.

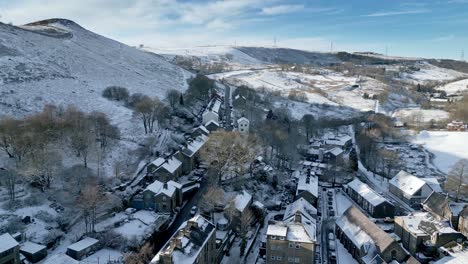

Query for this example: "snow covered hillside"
[437,78,468,96]
[0,19,190,130]
[399,62,467,84]
[144,45,262,66]
[414,131,468,173]
[237,47,341,65]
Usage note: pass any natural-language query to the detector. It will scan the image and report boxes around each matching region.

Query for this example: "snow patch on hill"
[414,131,468,173]
[437,78,468,96]
[400,63,467,84]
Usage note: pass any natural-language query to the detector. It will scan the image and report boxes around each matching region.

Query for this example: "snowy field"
[414,131,468,173]
[437,78,468,96]
[400,63,467,84]
[211,69,383,112]
[393,108,449,123]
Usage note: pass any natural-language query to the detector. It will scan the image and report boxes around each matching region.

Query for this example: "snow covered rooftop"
[144,180,181,197]
[161,156,182,174]
[67,237,99,252]
[284,197,317,220]
[266,224,287,237]
[150,215,215,264]
[296,172,318,198]
[389,171,427,196]
[346,178,389,206]
[151,157,165,168]
[237,117,249,124]
[204,98,222,115]
[192,125,209,135]
[0,233,19,253]
[182,135,208,157]
[396,212,459,236]
[43,254,79,264]
[421,177,442,193]
[20,241,46,254]
[326,147,344,157]
[233,190,252,212]
[205,120,220,127]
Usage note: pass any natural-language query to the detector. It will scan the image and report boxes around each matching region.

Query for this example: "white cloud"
[431,34,455,42]
[364,9,430,17]
[261,4,304,15]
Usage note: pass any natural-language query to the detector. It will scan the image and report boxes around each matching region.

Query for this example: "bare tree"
[199,186,224,219]
[77,183,106,233]
[239,209,253,256]
[200,131,259,184]
[0,168,20,201]
[124,243,153,264]
[446,159,468,201]
[135,97,169,134]
[166,89,181,109]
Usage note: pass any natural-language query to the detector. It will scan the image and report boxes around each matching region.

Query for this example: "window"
[277,256,282,260]
[288,243,294,248]
[295,257,300,263]
[271,256,276,260]
[288,257,294,262]
[295,244,301,249]
[270,235,276,240]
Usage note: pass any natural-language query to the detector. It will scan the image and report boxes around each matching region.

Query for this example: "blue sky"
[0,0,467,59]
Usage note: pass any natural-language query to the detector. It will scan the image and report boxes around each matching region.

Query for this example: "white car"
[190,206,198,216]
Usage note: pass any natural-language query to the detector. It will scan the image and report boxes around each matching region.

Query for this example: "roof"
[326,147,344,157]
[205,120,220,127]
[347,178,389,206]
[233,190,252,212]
[151,157,165,168]
[67,237,99,252]
[145,180,181,197]
[0,233,19,253]
[267,224,287,237]
[203,98,222,115]
[336,206,396,259]
[151,215,215,264]
[237,117,249,124]
[160,156,182,174]
[284,197,317,220]
[182,135,208,158]
[389,171,427,196]
[296,172,318,198]
[20,241,46,254]
[396,212,459,236]
[43,254,79,264]
[421,177,442,193]
[192,125,209,135]
[422,192,449,218]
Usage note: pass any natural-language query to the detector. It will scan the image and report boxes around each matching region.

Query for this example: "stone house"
[141,180,182,213]
[0,233,20,264]
[389,171,440,207]
[345,178,395,218]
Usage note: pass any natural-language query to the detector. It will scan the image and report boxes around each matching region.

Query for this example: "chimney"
[294,212,302,223]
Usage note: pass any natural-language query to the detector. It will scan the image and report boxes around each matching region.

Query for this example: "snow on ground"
[336,241,359,264]
[400,63,467,84]
[437,78,468,96]
[393,108,449,123]
[413,131,468,173]
[80,248,123,264]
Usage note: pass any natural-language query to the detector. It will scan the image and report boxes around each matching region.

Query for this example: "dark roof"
[422,192,449,218]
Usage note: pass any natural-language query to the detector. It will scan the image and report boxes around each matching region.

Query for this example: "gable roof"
[284,197,317,220]
[296,172,318,198]
[422,192,449,218]
[0,233,19,253]
[421,177,443,193]
[145,180,181,197]
[233,190,252,212]
[237,117,249,124]
[43,254,79,264]
[347,178,390,206]
[182,135,208,158]
[389,171,427,196]
[192,125,209,135]
[336,206,396,258]
[67,237,99,252]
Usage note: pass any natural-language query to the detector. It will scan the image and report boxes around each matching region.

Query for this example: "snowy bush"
[34,210,55,222]
[23,193,46,206]
[1,216,26,234]
[93,230,126,250]
[102,86,130,101]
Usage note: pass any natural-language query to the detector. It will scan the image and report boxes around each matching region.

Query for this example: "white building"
[237,117,250,133]
[389,170,441,207]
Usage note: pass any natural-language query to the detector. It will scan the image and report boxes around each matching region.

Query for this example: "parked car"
[329,210,335,217]
[327,191,333,196]
[329,252,337,263]
[328,241,336,251]
[190,206,198,216]
[328,232,335,240]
